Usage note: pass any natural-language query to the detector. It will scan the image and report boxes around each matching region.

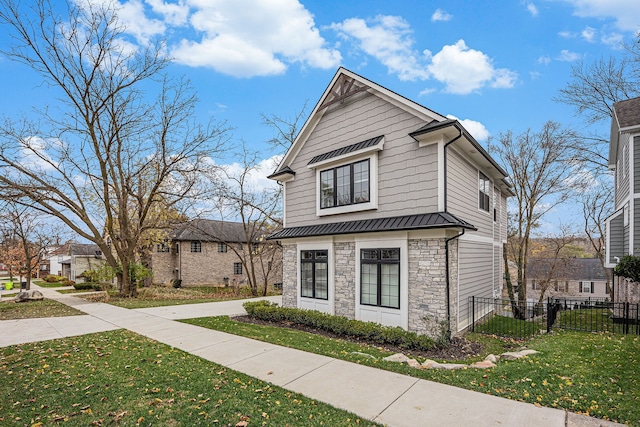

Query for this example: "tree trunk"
[503,243,522,319]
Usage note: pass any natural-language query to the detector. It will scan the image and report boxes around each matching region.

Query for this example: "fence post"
[546,297,551,333]
[625,302,630,335]
[471,296,475,332]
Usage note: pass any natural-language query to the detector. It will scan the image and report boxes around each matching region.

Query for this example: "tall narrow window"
[360,248,400,309]
[190,241,201,253]
[479,172,490,212]
[233,263,243,275]
[300,250,328,300]
[320,159,370,208]
[218,242,227,253]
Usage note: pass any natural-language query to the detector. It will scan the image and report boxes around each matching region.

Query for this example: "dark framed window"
[360,248,400,309]
[479,171,490,212]
[233,262,243,275]
[191,241,201,253]
[218,242,227,253]
[157,243,170,253]
[320,159,369,209]
[300,250,328,300]
[580,281,594,293]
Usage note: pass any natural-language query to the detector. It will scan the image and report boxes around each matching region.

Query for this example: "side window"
[478,172,490,212]
[190,241,201,253]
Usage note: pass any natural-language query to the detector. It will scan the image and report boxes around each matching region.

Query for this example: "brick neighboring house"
[48,242,105,282]
[527,258,610,300]
[151,219,282,288]
[267,68,512,337]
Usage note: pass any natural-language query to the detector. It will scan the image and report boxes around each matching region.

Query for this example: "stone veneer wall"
[281,243,298,308]
[407,238,458,337]
[334,242,356,318]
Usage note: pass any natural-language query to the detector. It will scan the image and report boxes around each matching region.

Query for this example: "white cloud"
[537,55,551,65]
[557,49,582,61]
[601,32,624,47]
[558,30,573,38]
[431,9,453,22]
[329,15,429,81]
[560,0,640,32]
[223,155,282,193]
[426,40,517,94]
[112,0,340,77]
[530,71,542,79]
[581,26,596,42]
[525,2,539,17]
[446,115,490,141]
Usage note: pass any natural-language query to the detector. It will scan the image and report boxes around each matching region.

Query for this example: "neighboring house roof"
[268,212,476,240]
[171,219,248,243]
[50,242,101,257]
[527,258,608,281]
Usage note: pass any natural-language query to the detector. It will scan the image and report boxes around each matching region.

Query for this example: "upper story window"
[478,172,490,212]
[190,241,201,253]
[157,243,170,253]
[320,159,370,209]
[218,242,227,253]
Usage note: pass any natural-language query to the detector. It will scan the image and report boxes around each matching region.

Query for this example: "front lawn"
[0,299,83,320]
[85,286,278,309]
[0,330,376,426]
[184,316,640,425]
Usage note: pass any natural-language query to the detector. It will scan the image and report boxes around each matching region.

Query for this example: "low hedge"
[73,282,101,291]
[243,300,436,352]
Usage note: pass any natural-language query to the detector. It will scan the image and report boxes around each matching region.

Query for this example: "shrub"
[243,301,435,352]
[73,282,101,291]
[44,274,63,283]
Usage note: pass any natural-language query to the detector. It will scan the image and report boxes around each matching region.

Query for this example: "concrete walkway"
[0,286,623,427]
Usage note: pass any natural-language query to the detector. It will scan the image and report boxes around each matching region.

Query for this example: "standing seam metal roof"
[307,135,384,165]
[267,212,476,240]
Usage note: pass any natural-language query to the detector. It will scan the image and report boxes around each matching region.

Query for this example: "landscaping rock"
[14,290,44,302]
[518,349,539,356]
[383,353,410,363]
[500,351,524,360]
[484,354,498,363]
[470,360,497,369]
[407,358,421,368]
[435,363,467,370]
[421,359,438,368]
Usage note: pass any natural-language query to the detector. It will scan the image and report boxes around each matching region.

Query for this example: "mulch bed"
[233,315,485,361]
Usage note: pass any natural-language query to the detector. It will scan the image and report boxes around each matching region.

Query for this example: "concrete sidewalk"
[1,285,623,427]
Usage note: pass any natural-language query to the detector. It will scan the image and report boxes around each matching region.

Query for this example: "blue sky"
[1,0,639,232]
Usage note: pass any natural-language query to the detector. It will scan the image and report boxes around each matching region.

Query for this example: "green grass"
[555,308,640,334]
[0,299,83,320]
[472,314,544,338]
[32,280,69,288]
[184,316,640,425]
[56,289,102,294]
[0,330,377,426]
[96,286,275,309]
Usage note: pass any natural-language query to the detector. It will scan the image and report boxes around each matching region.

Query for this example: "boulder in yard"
[14,290,44,302]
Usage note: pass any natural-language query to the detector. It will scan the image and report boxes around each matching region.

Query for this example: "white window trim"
[297,242,334,315]
[478,170,491,215]
[355,238,408,330]
[314,152,379,217]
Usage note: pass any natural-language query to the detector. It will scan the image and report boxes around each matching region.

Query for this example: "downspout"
[443,126,463,338]
[445,228,465,339]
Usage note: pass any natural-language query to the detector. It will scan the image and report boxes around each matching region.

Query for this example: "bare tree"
[527,228,577,303]
[0,0,227,296]
[0,201,66,289]
[213,144,282,296]
[489,121,581,318]
[262,102,308,153]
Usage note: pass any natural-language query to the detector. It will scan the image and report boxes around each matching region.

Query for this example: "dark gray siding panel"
[458,240,493,331]
[635,199,640,255]
[624,224,630,256]
[609,214,624,264]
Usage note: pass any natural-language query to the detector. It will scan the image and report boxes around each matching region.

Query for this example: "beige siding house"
[151,219,282,288]
[48,243,106,283]
[527,258,610,300]
[268,68,512,337]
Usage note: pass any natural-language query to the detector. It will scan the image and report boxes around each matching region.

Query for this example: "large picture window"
[360,248,400,309]
[300,250,328,300]
[478,171,490,212]
[320,159,369,209]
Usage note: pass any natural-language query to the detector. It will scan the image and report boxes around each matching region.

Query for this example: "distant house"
[606,96,640,304]
[267,68,512,337]
[48,242,105,282]
[150,219,282,288]
[527,258,610,300]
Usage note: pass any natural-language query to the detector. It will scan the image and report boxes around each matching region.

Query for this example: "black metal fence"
[469,296,640,338]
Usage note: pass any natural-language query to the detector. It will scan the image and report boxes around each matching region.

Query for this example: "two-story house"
[151,219,282,289]
[267,68,512,337]
[606,96,640,304]
[527,258,610,300]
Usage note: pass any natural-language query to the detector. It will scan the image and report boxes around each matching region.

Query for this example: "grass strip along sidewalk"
[184,315,640,425]
[0,329,377,427]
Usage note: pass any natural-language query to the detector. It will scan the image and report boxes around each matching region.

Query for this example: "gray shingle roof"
[307,135,384,165]
[527,258,608,281]
[267,212,476,240]
[266,166,295,180]
[172,219,247,243]
[614,97,640,129]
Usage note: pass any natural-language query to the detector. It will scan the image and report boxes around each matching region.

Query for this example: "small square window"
[157,243,170,253]
[233,262,243,275]
[191,241,202,253]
